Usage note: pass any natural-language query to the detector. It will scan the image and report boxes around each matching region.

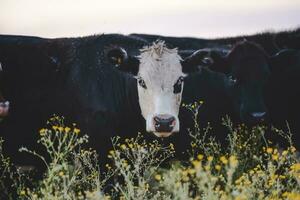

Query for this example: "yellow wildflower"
[215,164,221,171]
[65,127,71,133]
[272,154,279,161]
[229,155,238,167]
[58,126,64,132]
[74,128,80,134]
[52,125,58,131]
[291,163,300,171]
[192,160,201,169]
[59,171,64,177]
[204,165,210,171]
[220,156,228,164]
[155,174,162,181]
[39,128,46,136]
[197,154,204,160]
[282,150,288,156]
[266,147,273,154]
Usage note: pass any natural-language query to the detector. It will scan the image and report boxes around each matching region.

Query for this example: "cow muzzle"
[152,114,177,137]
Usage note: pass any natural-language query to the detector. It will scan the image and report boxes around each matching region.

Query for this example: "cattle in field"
[0,32,299,167]
[182,42,300,148]
[0,35,212,165]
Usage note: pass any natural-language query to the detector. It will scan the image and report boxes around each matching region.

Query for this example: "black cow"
[0,34,148,166]
[265,49,300,146]
[184,42,300,147]
[182,41,270,125]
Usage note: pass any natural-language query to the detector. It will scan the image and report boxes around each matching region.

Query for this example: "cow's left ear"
[107,47,140,75]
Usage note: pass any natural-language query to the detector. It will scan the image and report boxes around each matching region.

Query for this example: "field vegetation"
[0,103,299,200]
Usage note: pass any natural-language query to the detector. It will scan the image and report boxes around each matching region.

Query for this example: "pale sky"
[0,0,300,38]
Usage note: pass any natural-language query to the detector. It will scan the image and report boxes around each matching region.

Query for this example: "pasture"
[1,0,300,199]
[0,104,299,200]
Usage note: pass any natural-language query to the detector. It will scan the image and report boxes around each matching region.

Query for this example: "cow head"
[227,41,270,124]
[107,41,200,137]
[191,41,270,125]
[0,62,9,120]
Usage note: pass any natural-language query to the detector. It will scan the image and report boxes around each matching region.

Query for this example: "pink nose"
[153,114,176,132]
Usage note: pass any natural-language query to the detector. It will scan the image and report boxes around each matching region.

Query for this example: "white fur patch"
[137,41,185,136]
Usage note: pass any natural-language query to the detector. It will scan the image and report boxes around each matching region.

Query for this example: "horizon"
[1,0,300,39]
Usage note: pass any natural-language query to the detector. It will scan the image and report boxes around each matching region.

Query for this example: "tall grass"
[0,105,299,200]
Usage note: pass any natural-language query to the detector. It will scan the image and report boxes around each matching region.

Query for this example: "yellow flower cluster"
[38,126,80,136]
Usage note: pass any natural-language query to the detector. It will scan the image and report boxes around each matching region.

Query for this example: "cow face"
[195,41,270,124]
[107,41,200,137]
[227,42,270,124]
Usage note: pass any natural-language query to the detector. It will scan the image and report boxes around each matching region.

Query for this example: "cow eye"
[201,57,214,66]
[228,75,238,85]
[137,77,147,89]
[173,76,184,94]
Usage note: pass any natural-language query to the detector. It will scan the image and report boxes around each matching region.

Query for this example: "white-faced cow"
[107,41,201,137]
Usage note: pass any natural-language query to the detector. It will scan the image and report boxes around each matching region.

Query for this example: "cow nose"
[251,112,266,119]
[153,114,176,132]
[248,112,267,124]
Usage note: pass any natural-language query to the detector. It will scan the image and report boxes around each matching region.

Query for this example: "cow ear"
[107,47,140,75]
[209,50,232,75]
[181,50,214,73]
[269,49,300,72]
[181,49,229,74]
[107,47,128,66]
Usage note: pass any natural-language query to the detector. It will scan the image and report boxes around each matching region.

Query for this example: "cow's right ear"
[269,49,300,73]
[181,49,214,73]
[107,47,140,75]
[181,49,228,74]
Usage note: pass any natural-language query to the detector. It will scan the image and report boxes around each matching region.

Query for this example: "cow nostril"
[154,116,160,123]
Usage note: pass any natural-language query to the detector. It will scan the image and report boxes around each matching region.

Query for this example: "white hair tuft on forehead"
[139,40,181,61]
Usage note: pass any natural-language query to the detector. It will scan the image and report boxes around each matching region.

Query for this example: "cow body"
[265,49,300,146]
[0,34,148,165]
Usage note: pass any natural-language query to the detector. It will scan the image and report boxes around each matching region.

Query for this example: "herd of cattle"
[0,28,299,166]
